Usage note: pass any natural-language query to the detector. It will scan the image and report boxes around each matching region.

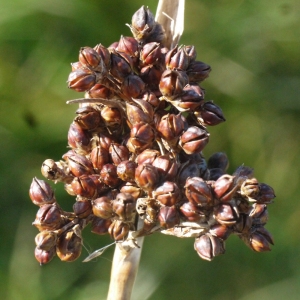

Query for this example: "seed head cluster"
[29,6,275,265]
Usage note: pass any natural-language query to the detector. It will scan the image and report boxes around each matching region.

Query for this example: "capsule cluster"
[29,6,275,265]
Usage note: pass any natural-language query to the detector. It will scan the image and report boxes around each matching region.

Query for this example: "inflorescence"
[29,6,275,265]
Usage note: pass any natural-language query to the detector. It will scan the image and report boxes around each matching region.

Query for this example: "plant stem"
[107,236,144,300]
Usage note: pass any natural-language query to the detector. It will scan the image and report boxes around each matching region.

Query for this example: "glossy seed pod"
[256,183,276,204]
[35,231,58,251]
[67,153,94,177]
[68,122,91,153]
[185,177,213,207]
[213,203,239,226]
[108,220,130,241]
[73,199,92,218]
[100,164,121,188]
[153,181,181,206]
[29,177,56,206]
[87,83,114,99]
[165,45,190,71]
[91,217,112,235]
[209,224,232,240]
[158,206,180,229]
[156,113,185,141]
[117,160,137,182]
[179,201,206,222]
[121,74,145,99]
[35,246,56,265]
[67,68,96,92]
[109,143,130,165]
[136,149,160,165]
[213,174,237,202]
[233,213,253,234]
[79,46,102,70]
[75,106,101,130]
[92,196,114,219]
[196,101,225,126]
[249,203,269,225]
[135,163,160,192]
[116,36,139,64]
[112,193,136,221]
[194,234,225,261]
[90,146,110,171]
[93,44,111,68]
[140,42,162,66]
[120,182,143,200]
[152,154,179,181]
[187,61,211,83]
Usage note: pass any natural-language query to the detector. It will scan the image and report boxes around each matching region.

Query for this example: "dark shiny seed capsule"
[153,181,181,206]
[100,164,120,188]
[179,201,206,222]
[71,176,97,198]
[158,206,180,229]
[90,146,110,171]
[214,203,239,226]
[135,163,159,192]
[91,217,112,235]
[29,177,56,206]
[207,152,229,172]
[117,160,136,182]
[35,231,57,251]
[108,220,130,241]
[73,199,92,218]
[92,196,114,219]
[67,69,96,92]
[35,246,56,265]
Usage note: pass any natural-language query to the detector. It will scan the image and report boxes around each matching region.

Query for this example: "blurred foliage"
[1,0,300,299]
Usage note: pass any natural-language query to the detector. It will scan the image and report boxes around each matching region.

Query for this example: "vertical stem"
[107,236,144,300]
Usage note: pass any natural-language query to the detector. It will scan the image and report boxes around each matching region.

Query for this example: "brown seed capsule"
[35,246,56,265]
[67,153,94,177]
[121,74,145,99]
[140,65,164,91]
[71,176,97,198]
[135,163,159,192]
[108,220,130,241]
[117,160,137,182]
[79,46,102,70]
[256,183,275,204]
[185,177,213,207]
[93,44,111,68]
[116,36,139,64]
[56,226,82,262]
[29,177,56,206]
[100,106,122,127]
[240,178,260,201]
[152,155,179,181]
[195,101,225,126]
[120,182,143,200]
[153,181,181,206]
[165,45,190,71]
[126,98,154,126]
[185,45,197,63]
[35,231,57,251]
[109,143,130,165]
[68,122,91,153]
[135,149,160,165]
[177,160,205,188]
[213,174,237,202]
[156,113,185,141]
[90,146,110,171]
[249,204,269,225]
[209,224,232,240]
[89,174,110,196]
[32,204,63,231]
[109,52,132,83]
[158,206,180,229]
[91,217,112,235]
[73,199,92,218]
[179,201,206,222]
[140,90,160,108]
[75,106,101,130]
[112,193,136,221]
[187,61,211,83]
[127,122,155,153]
[87,83,114,99]
[159,69,189,99]
[41,159,70,182]
[234,213,253,234]
[68,68,96,92]
[179,126,210,155]
[140,42,162,66]
[214,203,239,226]
[100,164,120,188]
[92,196,114,219]
[207,152,229,172]
[194,234,225,261]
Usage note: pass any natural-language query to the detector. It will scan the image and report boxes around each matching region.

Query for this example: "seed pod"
[112,193,136,221]
[159,69,189,99]
[152,154,179,181]
[233,213,253,234]
[140,65,164,91]
[117,160,137,182]
[93,44,111,68]
[185,45,197,64]
[108,220,130,241]
[130,6,156,41]
[135,163,160,192]
[121,74,145,99]
[140,90,160,108]
[109,52,132,83]
[91,132,113,151]
[35,246,56,265]
[156,113,185,141]
[214,203,239,226]
[87,83,114,99]
[127,122,155,153]
[109,143,130,165]
[29,177,56,206]
[89,174,110,196]
[68,68,96,92]
[153,181,181,206]
[91,217,112,235]
[209,224,232,240]
[213,174,237,202]
[120,182,143,200]
[116,36,139,63]
[179,201,206,222]
[194,234,225,261]
[32,204,63,231]
[68,122,91,153]
[100,164,120,188]
[165,45,190,70]
[187,61,211,83]
[249,203,268,225]
[207,152,229,172]
[67,153,94,177]
[195,101,225,126]
[75,106,101,130]
[56,226,82,262]
[71,61,82,71]
[90,146,110,171]
[73,199,92,218]
[41,159,70,182]
[100,106,122,127]
[71,176,97,198]
[35,231,57,251]
[179,126,209,155]
[126,98,154,126]
[177,160,204,188]
[256,183,275,204]
[136,149,160,165]
[140,42,162,66]
[185,177,213,207]
[79,46,102,70]
[158,206,180,229]
[92,196,114,219]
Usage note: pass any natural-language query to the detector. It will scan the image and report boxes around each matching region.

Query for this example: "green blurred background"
[1,0,300,299]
